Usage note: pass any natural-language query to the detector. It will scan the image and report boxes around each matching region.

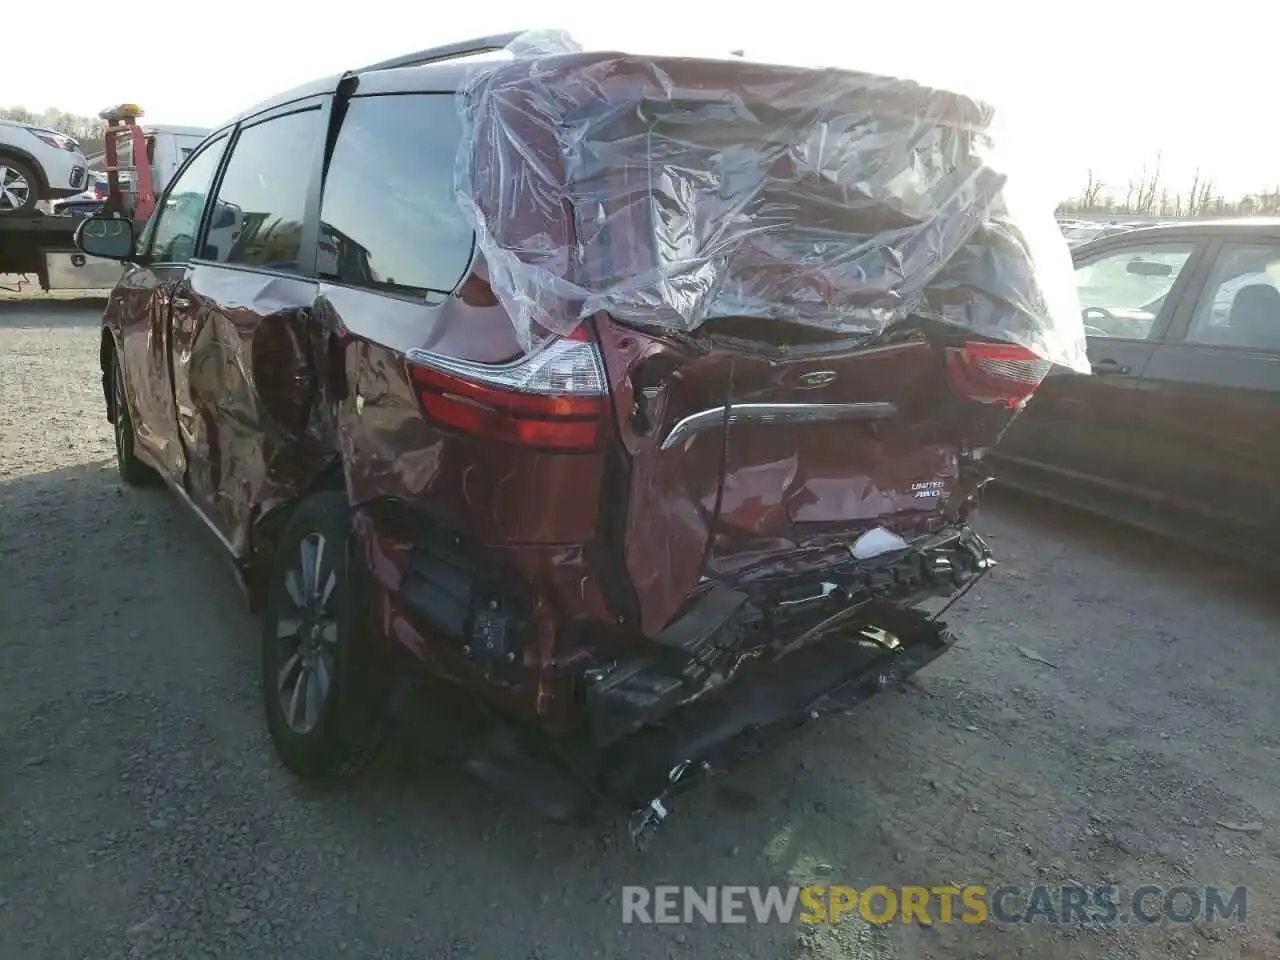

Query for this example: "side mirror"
[74,214,138,261]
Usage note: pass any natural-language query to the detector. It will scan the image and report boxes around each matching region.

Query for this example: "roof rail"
[354,31,528,74]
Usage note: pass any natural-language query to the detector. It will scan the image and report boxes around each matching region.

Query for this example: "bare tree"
[1194,178,1216,217]
[1186,177,1199,216]
[1257,186,1280,215]
[1061,172,1276,220]
[1080,169,1106,209]
[1133,153,1162,215]
[0,104,105,143]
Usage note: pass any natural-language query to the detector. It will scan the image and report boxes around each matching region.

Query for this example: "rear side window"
[318,93,473,297]
[1186,242,1280,351]
[202,108,323,270]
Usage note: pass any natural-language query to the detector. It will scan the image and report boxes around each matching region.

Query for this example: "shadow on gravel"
[4,457,1274,958]
[1,462,869,957]
[7,471,880,957]
[0,297,107,328]
[0,459,827,837]
[256,716,849,956]
[985,485,1280,619]
[0,458,120,538]
[0,457,248,664]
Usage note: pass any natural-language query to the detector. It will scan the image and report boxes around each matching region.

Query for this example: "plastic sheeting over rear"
[452,29,1088,372]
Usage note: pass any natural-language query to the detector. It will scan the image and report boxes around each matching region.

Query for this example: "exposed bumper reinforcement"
[586,526,991,749]
[600,599,956,813]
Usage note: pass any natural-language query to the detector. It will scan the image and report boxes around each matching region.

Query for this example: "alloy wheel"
[274,532,340,735]
[0,164,32,212]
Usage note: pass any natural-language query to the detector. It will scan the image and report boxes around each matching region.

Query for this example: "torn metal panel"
[170,268,334,554]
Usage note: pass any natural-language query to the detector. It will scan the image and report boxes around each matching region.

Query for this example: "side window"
[317,93,473,297]
[202,108,323,270]
[1073,243,1196,340]
[148,134,227,264]
[1186,242,1280,351]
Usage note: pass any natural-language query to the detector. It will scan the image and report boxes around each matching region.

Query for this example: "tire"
[261,491,388,779]
[110,347,160,486]
[0,155,40,215]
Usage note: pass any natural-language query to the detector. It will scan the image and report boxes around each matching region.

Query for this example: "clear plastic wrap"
[453,29,1087,372]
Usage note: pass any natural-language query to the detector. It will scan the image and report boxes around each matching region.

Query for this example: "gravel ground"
[1,298,1278,960]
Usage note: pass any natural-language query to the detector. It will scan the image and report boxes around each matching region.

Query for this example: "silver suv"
[0,118,89,215]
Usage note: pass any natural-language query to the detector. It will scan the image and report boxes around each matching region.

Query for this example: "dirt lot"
[1,298,1278,960]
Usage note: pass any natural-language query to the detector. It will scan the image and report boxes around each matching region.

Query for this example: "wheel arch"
[0,144,52,194]
[245,460,350,613]
[100,329,118,423]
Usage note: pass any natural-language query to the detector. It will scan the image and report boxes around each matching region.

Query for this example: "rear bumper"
[355,499,990,740]
[585,524,992,747]
[387,589,964,827]
[366,511,992,829]
[597,598,957,808]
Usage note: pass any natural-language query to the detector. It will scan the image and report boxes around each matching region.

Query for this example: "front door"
[1002,237,1203,489]
[112,133,229,484]
[168,104,327,554]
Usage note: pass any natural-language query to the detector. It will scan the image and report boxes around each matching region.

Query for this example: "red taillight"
[946,341,1052,409]
[406,332,608,452]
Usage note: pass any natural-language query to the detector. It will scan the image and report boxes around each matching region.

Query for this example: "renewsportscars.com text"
[621,884,1247,926]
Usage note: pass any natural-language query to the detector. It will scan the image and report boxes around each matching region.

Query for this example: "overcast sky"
[3,0,1273,201]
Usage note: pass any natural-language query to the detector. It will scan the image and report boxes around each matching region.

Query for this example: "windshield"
[1073,244,1196,338]
[1075,250,1189,312]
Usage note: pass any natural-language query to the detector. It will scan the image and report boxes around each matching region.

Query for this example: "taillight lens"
[405,329,608,451]
[946,341,1052,409]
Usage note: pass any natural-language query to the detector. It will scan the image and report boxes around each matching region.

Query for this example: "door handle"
[1091,358,1131,375]
[172,296,191,309]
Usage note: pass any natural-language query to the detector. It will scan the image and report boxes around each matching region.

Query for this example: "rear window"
[317,93,474,298]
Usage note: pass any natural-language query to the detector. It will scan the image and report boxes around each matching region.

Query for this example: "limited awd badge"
[796,370,838,389]
[912,480,945,499]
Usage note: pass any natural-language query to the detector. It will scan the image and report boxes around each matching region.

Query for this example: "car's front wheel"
[110,347,159,486]
[261,492,388,778]
[0,156,39,215]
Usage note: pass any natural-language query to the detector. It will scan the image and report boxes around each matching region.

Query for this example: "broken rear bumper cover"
[358,509,991,822]
[602,600,961,811]
[586,527,991,802]
[586,525,991,744]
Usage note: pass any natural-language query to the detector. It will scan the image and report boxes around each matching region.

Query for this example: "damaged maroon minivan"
[76,30,1084,844]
